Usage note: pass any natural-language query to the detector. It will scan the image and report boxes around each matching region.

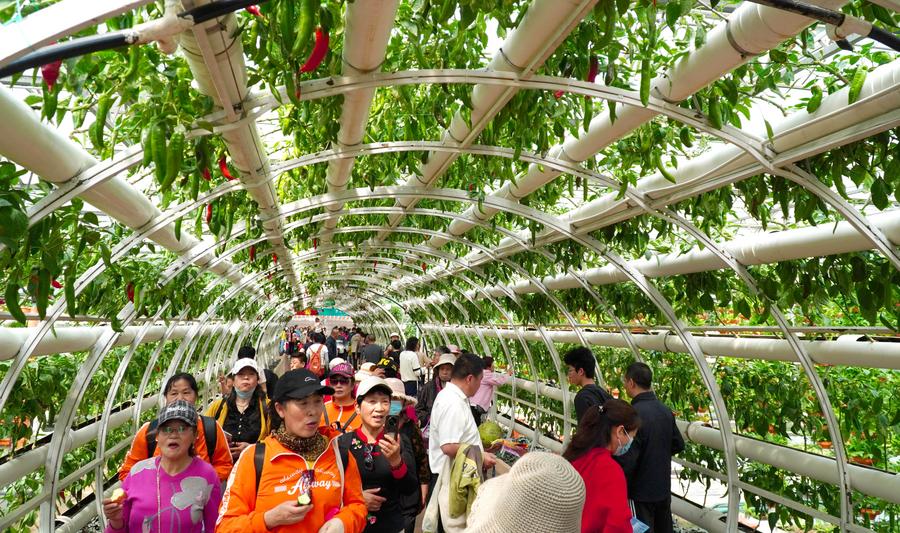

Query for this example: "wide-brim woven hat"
[466,451,586,533]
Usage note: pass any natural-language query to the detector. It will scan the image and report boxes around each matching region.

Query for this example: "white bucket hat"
[434,353,456,369]
[466,452,585,533]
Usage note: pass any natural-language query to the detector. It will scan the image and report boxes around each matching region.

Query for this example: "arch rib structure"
[1,1,899,532]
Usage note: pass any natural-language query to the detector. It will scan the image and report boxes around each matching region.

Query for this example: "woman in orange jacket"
[217,368,368,533]
[118,373,232,482]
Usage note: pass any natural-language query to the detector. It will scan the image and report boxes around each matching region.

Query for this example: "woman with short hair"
[206,359,270,462]
[104,400,221,532]
[119,373,232,481]
[216,369,367,533]
[339,378,418,533]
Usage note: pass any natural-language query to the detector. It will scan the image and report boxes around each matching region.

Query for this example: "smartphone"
[223,430,233,444]
[385,415,400,436]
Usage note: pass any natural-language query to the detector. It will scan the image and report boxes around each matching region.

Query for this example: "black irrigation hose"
[745,0,900,52]
[0,0,269,79]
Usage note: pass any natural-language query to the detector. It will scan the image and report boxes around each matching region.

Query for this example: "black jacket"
[325,337,338,361]
[415,378,442,428]
[574,383,614,422]
[338,431,417,533]
[614,391,685,502]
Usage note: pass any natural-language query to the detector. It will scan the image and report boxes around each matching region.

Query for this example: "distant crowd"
[103,327,684,533]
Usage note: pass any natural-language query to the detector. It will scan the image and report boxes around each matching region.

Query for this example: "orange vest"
[216,429,367,533]
[320,400,362,433]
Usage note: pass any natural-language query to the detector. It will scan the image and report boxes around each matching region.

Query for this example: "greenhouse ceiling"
[0,0,898,531]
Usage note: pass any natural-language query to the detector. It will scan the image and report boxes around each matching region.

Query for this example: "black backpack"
[147,415,218,458]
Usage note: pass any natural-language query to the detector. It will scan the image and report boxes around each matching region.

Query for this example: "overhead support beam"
[177,1,303,298]
[0,87,259,295]
[421,323,900,371]
[440,53,900,282]
[424,0,849,253]
[406,208,900,301]
[345,0,600,268]
[318,0,401,254]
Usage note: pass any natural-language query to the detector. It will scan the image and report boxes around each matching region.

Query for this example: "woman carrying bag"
[216,368,367,533]
[338,377,418,533]
[206,359,271,461]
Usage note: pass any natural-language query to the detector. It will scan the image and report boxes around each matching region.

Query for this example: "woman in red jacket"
[564,399,641,533]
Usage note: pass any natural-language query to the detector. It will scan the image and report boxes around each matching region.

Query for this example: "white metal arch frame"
[215,185,743,513]
[270,185,744,530]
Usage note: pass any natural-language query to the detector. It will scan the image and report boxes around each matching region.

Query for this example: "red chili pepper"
[41,60,62,91]
[313,238,318,250]
[51,279,62,289]
[218,156,234,181]
[272,253,278,263]
[249,245,256,262]
[374,261,378,270]
[201,167,212,182]
[553,90,565,99]
[245,5,262,17]
[299,28,329,73]
[468,183,474,191]
[126,283,135,303]
[587,55,599,84]
[205,204,213,224]
[421,262,427,273]
[267,273,273,280]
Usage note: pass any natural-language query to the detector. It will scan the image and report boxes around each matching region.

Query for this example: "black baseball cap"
[273,368,334,402]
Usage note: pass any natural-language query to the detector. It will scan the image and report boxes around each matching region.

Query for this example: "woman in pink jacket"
[469,357,511,424]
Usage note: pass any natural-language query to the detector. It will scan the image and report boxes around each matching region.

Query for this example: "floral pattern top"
[106,456,221,533]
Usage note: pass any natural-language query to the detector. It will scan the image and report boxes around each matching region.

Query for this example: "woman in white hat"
[338,378,418,533]
[415,353,455,429]
[466,451,586,533]
[205,358,270,461]
[385,378,431,532]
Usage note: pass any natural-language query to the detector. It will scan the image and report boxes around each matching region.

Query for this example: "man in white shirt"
[399,336,425,396]
[428,353,496,532]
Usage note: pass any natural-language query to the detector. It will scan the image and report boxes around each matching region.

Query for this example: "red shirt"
[570,447,632,533]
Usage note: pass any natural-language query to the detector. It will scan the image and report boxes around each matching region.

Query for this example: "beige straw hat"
[466,451,586,533]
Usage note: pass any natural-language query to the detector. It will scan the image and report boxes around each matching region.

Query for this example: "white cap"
[329,357,346,370]
[390,332,400,338]
[355,377,393,399]
[231,358,262,381]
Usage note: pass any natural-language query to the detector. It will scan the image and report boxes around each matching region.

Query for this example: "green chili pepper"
[151,122,168,185]
[5,282,27,324]
[292,0,315,57]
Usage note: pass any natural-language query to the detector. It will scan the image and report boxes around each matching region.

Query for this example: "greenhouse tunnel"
[0,0,898,531]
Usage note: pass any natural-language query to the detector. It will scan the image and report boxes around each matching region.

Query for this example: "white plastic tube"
[0,324,225,360]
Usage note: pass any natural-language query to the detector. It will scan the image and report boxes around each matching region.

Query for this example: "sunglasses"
[330,376,351,385]
[362,443,375,471]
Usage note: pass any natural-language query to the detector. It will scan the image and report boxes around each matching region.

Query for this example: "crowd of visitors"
[103,327,684,533]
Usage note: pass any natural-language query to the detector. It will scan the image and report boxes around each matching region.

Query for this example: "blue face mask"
[389,401,403,416]
[614,428,634,456]
[235,388,253,400]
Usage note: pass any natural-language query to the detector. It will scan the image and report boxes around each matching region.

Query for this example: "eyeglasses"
[330,377,351,385]
[159,424,191,436]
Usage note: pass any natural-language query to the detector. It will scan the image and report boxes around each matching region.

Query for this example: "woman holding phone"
[338,377,418,533]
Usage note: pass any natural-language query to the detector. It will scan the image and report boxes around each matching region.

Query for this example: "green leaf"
[764,120,774,142]
[665,1,681,28]
[870,177,889,210]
